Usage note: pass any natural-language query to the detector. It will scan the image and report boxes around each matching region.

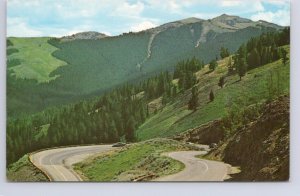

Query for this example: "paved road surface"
[30,145,114,181]
[155,151,231,181]
[31,144,232,182]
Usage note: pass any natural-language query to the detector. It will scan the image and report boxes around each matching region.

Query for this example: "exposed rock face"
[224,96,289,181]
[208,95,289,181]
[173,119,225,145]
[174,95,289,181]
[60,31,108,41]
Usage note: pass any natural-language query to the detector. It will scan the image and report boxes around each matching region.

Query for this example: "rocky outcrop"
[208,95,289,181]
[60,31,108,42]
[174,95,289,181]
[173,119,225,145]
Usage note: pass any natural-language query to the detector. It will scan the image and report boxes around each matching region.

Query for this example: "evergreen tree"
[237,57,247,81]
[209,90,215,102]
[172,85,177,98]
[218,76,225,88]
[125,116,136,141]
[209,59,218,71]
[227,57,234,74]
[281,48,288,65]
[247,49,261,69]
[234,44,248,81]
[220,47,230,58]
[178,72,185,90]
[188,86,199,111]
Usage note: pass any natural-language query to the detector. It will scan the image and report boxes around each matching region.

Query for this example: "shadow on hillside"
[173,110,196,125]
[204,70,214,75]
[231,79,241,85]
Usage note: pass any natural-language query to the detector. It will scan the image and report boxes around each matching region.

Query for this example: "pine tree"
[209,59,218,71]
[227,57,234,74]
[209,90,215,102]
[125,116,136,141]
[220,47,230,58]
[188,86,198,111]
[281,48,288,65]
[172,85,177,98]
[218,76,225,88]
[237,57,247,81]
[248,49,261,69]
[178,71,185,90]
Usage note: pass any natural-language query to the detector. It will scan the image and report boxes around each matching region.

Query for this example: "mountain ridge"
[56,14,283,39]
[7,14,286,117]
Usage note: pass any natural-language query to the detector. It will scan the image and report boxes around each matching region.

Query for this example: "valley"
[6,14,290,182]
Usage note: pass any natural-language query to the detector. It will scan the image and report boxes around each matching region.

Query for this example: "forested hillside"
[7,28,289,166]
[7,15,283,118]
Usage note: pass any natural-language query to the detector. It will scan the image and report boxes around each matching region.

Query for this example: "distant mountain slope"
[7,37,66,82]
[7,15,284,117]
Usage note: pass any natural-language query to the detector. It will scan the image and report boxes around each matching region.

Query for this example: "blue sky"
[7,0,290,37]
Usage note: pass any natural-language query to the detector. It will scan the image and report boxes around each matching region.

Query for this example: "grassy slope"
[7,25,274,117]
[8,37,66,83]
[137,46,290,141]
[74,139,198,181]
[7,154,49,182]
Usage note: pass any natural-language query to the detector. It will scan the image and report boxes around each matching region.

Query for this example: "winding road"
[30,145,114,181]
[155,151,232,181]
[30,144,233,182]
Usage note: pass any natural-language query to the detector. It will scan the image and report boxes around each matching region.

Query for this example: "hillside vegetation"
[7,37,66,82]
[137,46,289,140]
[7,154,49,182]
[7,15,282,118]
[74,139,198,181]
[7,28,289,167]
[205,95,289,181]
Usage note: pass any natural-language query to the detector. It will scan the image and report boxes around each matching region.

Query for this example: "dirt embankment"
[173,119,225,145]
[7,155,49,182]
[174,95,289,181]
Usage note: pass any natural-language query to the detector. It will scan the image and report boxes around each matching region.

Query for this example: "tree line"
[173,57,204,90]
[233,27,290,80]
[188,28,290,111]
[7,28,289,166]
[7,56,204,166]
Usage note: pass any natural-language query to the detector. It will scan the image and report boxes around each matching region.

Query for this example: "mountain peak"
[211,14,254,30]
[178,17,203,24]
[60,31,109,41]
[213,14,250,21]
[219,13,230,18]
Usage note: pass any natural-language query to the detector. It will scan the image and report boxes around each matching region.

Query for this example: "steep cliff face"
[208,95,289,181]
[173,95,289,181]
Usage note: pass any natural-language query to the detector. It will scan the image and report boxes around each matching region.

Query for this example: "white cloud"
[130,21,157,32]
[147,0,184,14]
[102,31,112,36]
[7,0,290,37]
[263,0,290,6]
[8,0,40,7]
[221,0,242,7]
[251,9,290,26]
[192,13,219,20]
[220,0,264,12]
[7,17,42,37]
[7,16,111,37]
[112,1,145,18]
